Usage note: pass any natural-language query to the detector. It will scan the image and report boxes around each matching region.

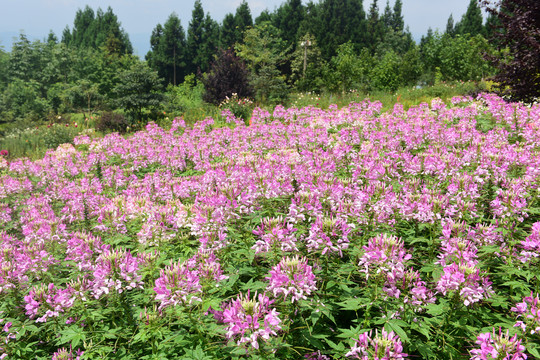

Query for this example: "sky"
[0,0,477,57]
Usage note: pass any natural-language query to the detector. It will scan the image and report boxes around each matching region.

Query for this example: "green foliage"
[370,50,403,92]
[325,43,371,92]
[146,13,187,86]
[187,1,219,74]
[165,74,204,114]
[0,79,49,122]
[63,5,132,55]
[0,122,81,159]
[219,93,254,122]
[219,13,237,49]
[302,0,367,60]
[457,0,485,37]
[234,1,253,44]
[113,62,164,124]
[420,31,495,85]
[236,23,290,104]
[290,33,325,92]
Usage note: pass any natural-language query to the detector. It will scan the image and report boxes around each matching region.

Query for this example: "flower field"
[1,94,540,359]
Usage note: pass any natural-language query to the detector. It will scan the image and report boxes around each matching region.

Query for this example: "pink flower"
[51,346,84,360]
[154,260,202,311]
[252,216,298,254]
[91,248,143,299]
[23,283,74,323]
[470,328,527,360]
[219,291,281,350]
[358,234,411,280]
[436,262,493,306]
[511,293,540,335]
[346,329,408,359]
[306,216,351,257]
[0,150,7,157]
[266,255,317,302]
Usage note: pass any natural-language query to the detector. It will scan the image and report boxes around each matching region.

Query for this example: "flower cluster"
[266,255,317,302]
[436,220,493,306]
[306,216,351,257]
[511,292,540,335]
[154,259,202,311]
[218,291,281,350]
[51,346,84,360]
[517,222,540,264]
[346,329,408,359]
[358,234,411,279]
[92,248,143,299]
[154,249,227,311]
[469,328,527,360]
[23,283,74,323]
[252,216,298,254]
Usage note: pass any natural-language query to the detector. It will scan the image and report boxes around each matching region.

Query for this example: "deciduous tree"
[481,0,540,102]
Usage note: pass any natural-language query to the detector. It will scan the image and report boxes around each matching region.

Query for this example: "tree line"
[0,0,536,129]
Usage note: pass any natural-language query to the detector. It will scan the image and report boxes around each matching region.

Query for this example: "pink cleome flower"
[346,329,408,359]
[469,328,527,360]
[266,255,317,303]
[218,291,282,350]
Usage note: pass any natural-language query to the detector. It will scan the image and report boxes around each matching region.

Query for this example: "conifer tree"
[367,0,385,53]
[446,14,456,36]
[187,0,205,74]
[391,0,404,32]
[146,13,186,85]
[234,1,253,44]
[459,0,484,36]
[304,0,367,60]
[382,1,393,29]
[220,13,237,49]
[272,0,305,50]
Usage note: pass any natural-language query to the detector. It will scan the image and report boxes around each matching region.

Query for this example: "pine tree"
[220,13,237,49]
[382,1,393,29]
[234,1,253,44]
[187,0,205,74]
[71,6,96,48]
[63,6,132,54]
[272,0,305,50]
[304,0,367,60]
[367,0,385,53]
[147,13,187,85]
[255,10,273,25]
[459,0,484,36]
[446,14,455,36]
[392,0,404,32]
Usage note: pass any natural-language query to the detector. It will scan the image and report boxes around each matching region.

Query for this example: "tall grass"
[0,122,83,160]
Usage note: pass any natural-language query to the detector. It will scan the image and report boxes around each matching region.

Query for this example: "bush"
[202,49,253,105]
[95,112,130,133]
[165,74,205,114]
[219,93,254,122]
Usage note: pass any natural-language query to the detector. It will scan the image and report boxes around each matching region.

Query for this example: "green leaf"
[526,343,540,359]
[58,326,86,348]
[385,320,409,342]
[426,302,446,316]
[337,298,366,311]
[325,338,345,352]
